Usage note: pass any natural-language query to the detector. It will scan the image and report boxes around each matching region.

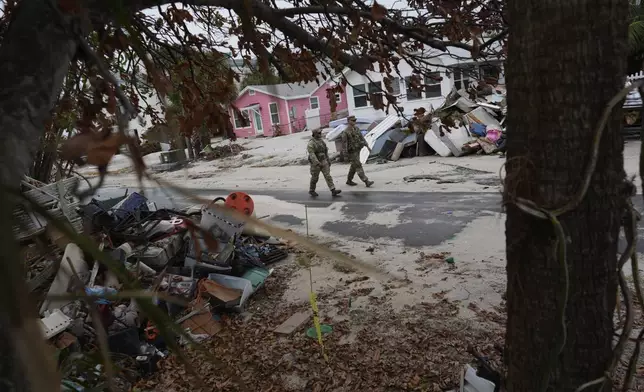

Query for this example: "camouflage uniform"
[342,124,370,184]
[307,137,336,192]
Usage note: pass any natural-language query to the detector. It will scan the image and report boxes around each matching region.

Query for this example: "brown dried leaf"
[86,133,128,167]
[60,133,96,163]
[127,137,147,181]
[201,230,219,253]
[185,221,203,262]
[106,89,117,114]
[471,38,481,59]
[371,1,387,21]
[58,0,82,14]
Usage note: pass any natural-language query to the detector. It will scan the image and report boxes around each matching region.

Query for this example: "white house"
[344,49,504,119]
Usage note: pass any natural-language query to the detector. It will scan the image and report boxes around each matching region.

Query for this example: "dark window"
[353,85,368,108]
[387,77,401,95]
[368,81,383,107]
[454,68,473,91]
[405,76,423,100]
[424,72,442,98]
[233,110,250,128]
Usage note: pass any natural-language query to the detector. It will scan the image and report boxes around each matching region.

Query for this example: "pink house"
[230,79,348,138]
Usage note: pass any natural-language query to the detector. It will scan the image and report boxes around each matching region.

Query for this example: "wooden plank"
[273,310,311,335]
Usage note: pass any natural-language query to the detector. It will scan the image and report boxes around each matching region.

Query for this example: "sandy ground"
[81,135,644,315]
[80,134,644,390]
[81,133,643,194]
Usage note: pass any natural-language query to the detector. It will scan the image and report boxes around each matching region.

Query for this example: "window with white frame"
[368,81,382,96]
[424,72,442,98]
[289,106,296,118]
[453,67,475,91]
[335,93,342,103]
[353,82,384,108]
[269,102,280,124]
[309,96,319,109]
[249,89,255,96]
[405,76,423,101]
[383,78,400,96]
[368,81,383,108]
[352,85,368,108]
[233,109,250,128]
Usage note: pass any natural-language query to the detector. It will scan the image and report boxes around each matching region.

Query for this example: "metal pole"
[305,205,309,238]
[305,205,313,290]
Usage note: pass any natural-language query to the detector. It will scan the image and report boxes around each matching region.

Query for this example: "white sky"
[144,0,414,58]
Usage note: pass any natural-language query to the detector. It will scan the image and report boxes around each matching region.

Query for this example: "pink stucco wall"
[230,81,349,138]
[284,97,309,133]
[309,83,348,127]
[230,90,285,138]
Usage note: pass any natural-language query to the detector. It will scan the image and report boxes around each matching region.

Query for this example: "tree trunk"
[504,0,628,390]
[0,0,78,390]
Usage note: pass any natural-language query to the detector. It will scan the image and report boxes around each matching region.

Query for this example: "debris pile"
[16,179,505,391]
[413,86,507,158]
[200,143,245,161]
[322,84,507,164]
[19,186,289,391]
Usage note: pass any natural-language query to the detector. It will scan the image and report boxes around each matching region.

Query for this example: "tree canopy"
[239,66,283,90]
[0,0,510,390]
[0,0,506,170]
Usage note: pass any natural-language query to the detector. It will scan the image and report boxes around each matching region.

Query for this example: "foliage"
[628,0,644,73]
[630,0,644,55]
[1,0,506,156]
[239,66,283,90]
[0,0,508,391]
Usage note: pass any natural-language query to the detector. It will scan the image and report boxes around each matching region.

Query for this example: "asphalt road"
[93,186,644,251]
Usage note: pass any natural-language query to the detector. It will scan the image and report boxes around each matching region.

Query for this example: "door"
[252,110,264,135]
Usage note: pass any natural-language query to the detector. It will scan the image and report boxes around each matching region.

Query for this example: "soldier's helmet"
[312,129,322,137]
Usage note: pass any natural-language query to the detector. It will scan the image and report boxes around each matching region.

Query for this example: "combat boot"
[331,189,342,197]
[365,180,374,188]
[346,180,358,186]
[309,189,319,197]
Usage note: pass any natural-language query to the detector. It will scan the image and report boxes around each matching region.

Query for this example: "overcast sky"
[144,0,415,57]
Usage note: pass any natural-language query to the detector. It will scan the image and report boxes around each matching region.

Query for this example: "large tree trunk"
[504,0,628,390]
[0,0,78,390]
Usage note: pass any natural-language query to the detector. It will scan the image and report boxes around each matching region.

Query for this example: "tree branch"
[272,5,476,52]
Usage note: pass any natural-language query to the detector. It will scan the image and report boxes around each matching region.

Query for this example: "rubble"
[321,81,507,165]
[17,185,291,390]
[200,143,245,160]
[413,86,507,159]
[17,176,505,391]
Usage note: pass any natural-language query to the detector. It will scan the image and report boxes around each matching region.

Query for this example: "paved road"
[93,186,644,251]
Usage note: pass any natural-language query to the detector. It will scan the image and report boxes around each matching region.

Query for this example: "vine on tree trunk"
[505,81,644,392]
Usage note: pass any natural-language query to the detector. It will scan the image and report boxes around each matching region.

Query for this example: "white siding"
[345,57,451,119]
[344,54,504,119]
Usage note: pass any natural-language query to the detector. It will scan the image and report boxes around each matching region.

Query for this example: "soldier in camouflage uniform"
[341,116,374,187]
[308,129,341,197]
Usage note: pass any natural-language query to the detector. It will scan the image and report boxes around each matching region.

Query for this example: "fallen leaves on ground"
[139,263,504,392]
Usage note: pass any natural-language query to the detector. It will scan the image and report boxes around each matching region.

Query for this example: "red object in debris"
[225,192,254,216]
[145,320,159,341]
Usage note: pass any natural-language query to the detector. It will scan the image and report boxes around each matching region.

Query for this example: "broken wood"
[273,310,311,335]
